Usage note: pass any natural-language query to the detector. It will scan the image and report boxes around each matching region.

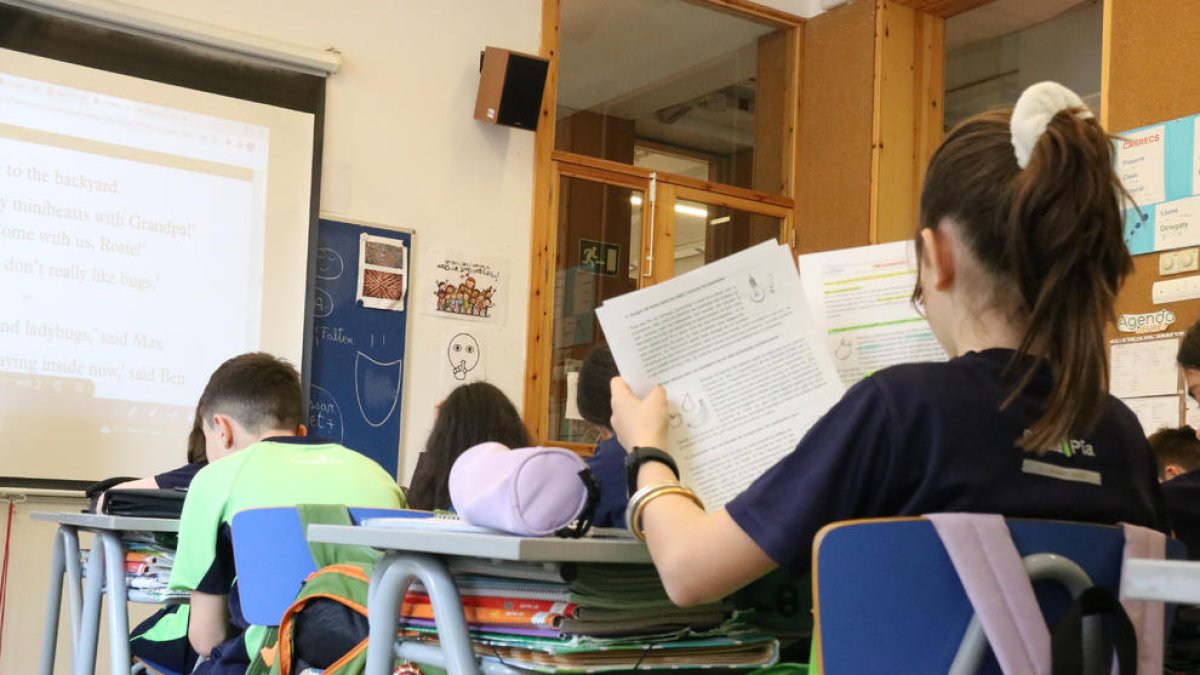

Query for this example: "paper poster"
[355,233,408,311]
[1186,396,1200,429]
[426,248,508,324]
[1117,126,1166,207]
[1109,333,1181,399]
[1119,113,1200,254]
[1123,395,1182,436]
[1156,195,1200,251]
[565,371,583,421]
[1194,115,1200,197]
[439,329,486,396]
[797,241,946,387]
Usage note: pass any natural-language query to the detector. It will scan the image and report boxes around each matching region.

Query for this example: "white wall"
[120,0,542,482]
[3,4,540,672]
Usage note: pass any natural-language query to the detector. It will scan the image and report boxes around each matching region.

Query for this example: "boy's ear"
[919,225,957,291]
[295,423,308,437]
[1165,464,1186,481]
[211,414,235,449]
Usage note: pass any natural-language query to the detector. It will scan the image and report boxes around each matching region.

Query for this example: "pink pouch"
[449,442,598,537]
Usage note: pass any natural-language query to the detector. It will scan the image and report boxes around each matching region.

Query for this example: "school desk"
[304,523,652,675]
[31,511,179,675]
[1122,558,1200,604]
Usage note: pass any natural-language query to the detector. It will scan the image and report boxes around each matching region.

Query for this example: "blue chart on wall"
[309,218,412,478]
[1117,111,1200,255]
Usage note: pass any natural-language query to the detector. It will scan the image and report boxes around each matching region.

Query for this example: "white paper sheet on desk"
[361,516,501,534]
[1110,335,1181,399]
[797,241,946,387]
[596,241,844,511]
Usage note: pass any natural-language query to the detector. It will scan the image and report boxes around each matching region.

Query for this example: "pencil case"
[449,442,598,537]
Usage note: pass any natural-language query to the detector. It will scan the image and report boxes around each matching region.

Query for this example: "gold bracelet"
[625,481,683,539]
[628,484,704,542]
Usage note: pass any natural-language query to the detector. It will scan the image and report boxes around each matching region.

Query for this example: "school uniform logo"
[1020,432,1101,485]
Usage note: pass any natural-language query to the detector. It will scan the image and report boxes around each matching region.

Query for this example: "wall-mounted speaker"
[474,46,549,131]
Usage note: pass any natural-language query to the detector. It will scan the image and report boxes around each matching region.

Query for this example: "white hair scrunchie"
[1010,81,1094,169]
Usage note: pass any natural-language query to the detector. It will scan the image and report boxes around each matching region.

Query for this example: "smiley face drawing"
[448,333,480,381]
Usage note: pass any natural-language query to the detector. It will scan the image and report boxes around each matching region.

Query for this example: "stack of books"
[81,532,186,603]
[123,538,185,603]
[397,560,779,672]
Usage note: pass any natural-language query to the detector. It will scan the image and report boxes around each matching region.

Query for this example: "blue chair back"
[813,517,1184,674]
[231,506,431,625]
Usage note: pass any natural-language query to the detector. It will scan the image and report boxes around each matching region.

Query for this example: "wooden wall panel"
[1105,0,1200,343]
[795,0,876,254]
[872,0,944,244]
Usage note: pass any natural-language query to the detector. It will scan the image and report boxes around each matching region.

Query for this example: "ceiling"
[557,0,778,155]
[945,0,1097,50]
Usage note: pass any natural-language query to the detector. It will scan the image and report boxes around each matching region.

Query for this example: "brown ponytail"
[917,107,1132,452]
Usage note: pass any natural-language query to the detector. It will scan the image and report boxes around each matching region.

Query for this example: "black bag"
[84,476,139,513]
[1050,586,1139,675]
[102,488,187,518]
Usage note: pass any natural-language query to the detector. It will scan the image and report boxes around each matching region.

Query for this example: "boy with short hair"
[166,352,405,674]
[1148,425,1200,559]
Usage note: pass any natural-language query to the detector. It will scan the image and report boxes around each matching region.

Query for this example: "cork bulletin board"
[1104,0,1200,433]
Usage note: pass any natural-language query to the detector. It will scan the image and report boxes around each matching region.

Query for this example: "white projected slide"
[0,50,313,480]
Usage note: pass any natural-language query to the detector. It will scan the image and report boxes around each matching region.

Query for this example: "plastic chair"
[231,506,430,625]
[811,517,1185,674]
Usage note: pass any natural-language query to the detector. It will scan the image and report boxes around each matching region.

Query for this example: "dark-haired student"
[123,413,211,671]
[608,82,1168,608]
[575,343,628,527]
[98,412,208,513]
[152,352,404,675]
[1149,426,1200,559]
[405,381,530,511]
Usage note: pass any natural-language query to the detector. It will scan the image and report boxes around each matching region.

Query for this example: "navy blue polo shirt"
[726,348,1169,573]
[586,436,629,528]
[1163,469,1200,560]
[154,461,206,490]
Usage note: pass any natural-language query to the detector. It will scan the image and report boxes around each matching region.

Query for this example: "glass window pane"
[557,0,790,195]
[671,199,781,278]
[548,175,643,443]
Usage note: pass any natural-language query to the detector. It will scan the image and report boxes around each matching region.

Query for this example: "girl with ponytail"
[607,82,1169,607]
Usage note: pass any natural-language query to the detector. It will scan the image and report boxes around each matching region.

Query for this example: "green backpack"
[245,504,379,675]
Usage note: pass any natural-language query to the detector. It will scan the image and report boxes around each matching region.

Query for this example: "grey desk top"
[306,524,652,564]
[30,510,180,533]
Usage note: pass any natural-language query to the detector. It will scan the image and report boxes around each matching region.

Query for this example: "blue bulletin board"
[308,217,412,478]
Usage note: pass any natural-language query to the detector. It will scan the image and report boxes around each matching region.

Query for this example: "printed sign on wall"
[1118,112,1200,255]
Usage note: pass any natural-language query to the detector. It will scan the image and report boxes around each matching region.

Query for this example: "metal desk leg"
[365,552,479,675]
[75,532,108,675]
[40,525,71,675]
[98,531,132,674]
[62,527,84,656]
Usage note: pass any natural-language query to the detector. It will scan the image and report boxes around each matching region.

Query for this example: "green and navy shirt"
[168,436,405,662]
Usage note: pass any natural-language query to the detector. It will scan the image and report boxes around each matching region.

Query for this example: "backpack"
[245,505,380,675]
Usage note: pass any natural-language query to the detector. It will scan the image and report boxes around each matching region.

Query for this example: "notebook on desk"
[101,488,187,519]
[360,514,502,534]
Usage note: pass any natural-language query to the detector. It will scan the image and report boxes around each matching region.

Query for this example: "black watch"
[625,446,679,497]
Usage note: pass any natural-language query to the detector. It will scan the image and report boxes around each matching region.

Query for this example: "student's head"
[1178,320,1200,415]
[1148,426,1200,481]
[185,411,207,464]
[914,83,1131,452]
[196,352,305,460]
[576,343,618,434]
[406,381,530,511]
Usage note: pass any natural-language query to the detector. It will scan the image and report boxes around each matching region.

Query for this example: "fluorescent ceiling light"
[629,195,709,218]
